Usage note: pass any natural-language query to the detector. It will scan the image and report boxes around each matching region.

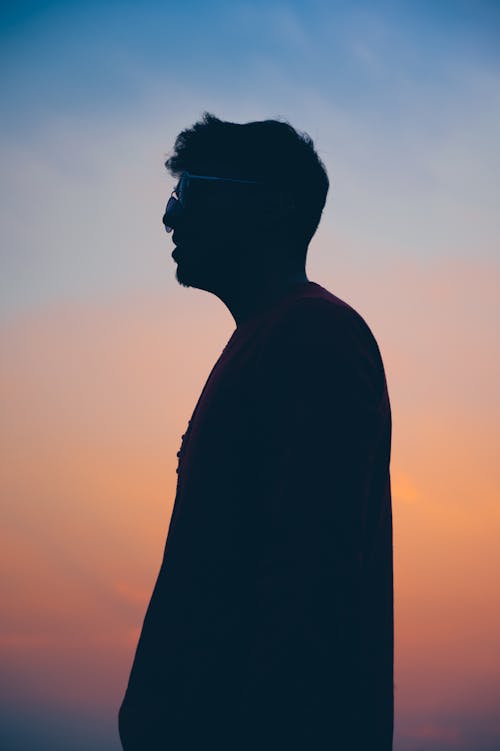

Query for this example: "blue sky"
[2,0,498,128]
[1,0,499,319]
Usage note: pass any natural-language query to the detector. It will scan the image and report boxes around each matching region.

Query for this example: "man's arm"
[236,300,390,750]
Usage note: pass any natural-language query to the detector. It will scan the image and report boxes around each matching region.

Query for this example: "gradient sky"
[1,2,499,749]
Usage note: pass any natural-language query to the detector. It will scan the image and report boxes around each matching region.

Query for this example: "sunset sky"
[1,1,499,749]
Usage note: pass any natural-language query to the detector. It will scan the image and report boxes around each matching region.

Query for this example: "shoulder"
[256,295,381,367]
[253,295,388,409]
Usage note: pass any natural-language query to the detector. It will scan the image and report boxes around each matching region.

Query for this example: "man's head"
[163,112,329,292]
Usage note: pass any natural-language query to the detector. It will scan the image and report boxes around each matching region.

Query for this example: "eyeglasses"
[163,171,264,232]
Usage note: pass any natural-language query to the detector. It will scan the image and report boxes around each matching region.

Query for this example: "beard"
[173,236,244,291]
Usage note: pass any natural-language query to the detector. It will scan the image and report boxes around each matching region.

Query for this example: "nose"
[163,194,185,234]
[163,203,175,233]
[163,212,173,233]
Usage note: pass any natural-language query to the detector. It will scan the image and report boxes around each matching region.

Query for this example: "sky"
[1,1,499,749]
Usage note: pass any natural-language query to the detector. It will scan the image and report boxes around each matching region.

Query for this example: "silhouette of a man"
[118,113,393,750]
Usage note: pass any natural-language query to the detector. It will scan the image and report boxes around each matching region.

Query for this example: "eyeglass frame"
[163,170,266,232]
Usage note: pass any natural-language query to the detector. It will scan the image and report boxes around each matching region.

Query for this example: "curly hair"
[164,112,329,251]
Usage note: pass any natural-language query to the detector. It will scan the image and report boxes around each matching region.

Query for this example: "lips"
[171,234,180,260]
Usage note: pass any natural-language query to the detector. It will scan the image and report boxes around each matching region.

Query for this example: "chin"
[175,264,201,289]
[176,263,219,293]
[175,266,192,288]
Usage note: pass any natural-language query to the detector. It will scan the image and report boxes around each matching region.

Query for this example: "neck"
[218,268,310,327]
